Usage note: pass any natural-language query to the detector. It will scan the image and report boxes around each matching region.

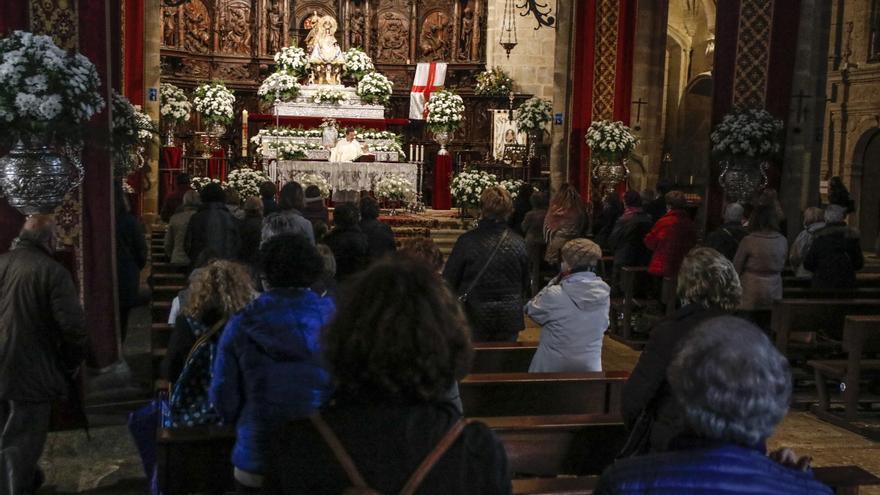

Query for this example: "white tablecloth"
[270,160,418,193]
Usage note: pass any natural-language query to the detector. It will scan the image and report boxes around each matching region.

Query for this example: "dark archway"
[854,128,880,253]
[668,74,713,187]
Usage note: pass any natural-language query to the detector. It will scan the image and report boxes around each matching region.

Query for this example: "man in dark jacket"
[0,216,87,494]
[160,173,191,223]
[703,202,747,261]
[185,182,241,263]
[607,191,653,291]
[804,204,864,289]
[359,196,396,263]
[324,203,369,282]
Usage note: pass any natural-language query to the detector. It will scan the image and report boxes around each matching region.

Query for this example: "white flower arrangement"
[258,72,301,104]
[271,141,308,160]
[451,169,498,208]
[498,179,527,200]
[193,82,235,126]
[0,30,105,144]
[585,120,638,162]
[159,83,191,125]
[313,88,348,105]
[516,97,553,132]
[297,172,331,198]
[711,108,783,158]
[191,176,223,191]
[226,167,270,200]
[375,174,416,202]
[343,48,375,80]
[475,67,514,98]
[356,72,393,105]
[370,142,404,155]
[274,46,310,77]
[112,92,157,176]
[426,89,465,133]
[356,130,399,141]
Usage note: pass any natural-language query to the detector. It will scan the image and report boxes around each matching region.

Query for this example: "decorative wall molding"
[591,0,618,121]
[732,0,774,107]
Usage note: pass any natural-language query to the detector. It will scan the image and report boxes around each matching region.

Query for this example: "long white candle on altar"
[409,144,414,162]
[241,109,249,157]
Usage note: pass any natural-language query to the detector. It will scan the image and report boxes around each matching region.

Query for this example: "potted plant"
[356,72,393,105]
[710,108,783,203]
[159,83,191,146]
[585,120,638,197]
[426,90,465,155]
[111,92,158,179]
[516,97,553,154]
[450,169,498,219]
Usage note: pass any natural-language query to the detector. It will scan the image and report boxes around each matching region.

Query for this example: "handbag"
[459,230,509,304]
[164,317,227,428]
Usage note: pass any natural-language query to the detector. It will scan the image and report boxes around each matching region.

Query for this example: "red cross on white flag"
[409,62,447,120]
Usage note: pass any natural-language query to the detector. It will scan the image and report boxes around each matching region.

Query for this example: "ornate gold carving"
[266,0,284,54]
[457,5,475,61]
[220,0,252,55]
[183,0,211,53]
[216,62,251,80]
[376,11,409,63]
[350,4,367,48]
[162,6,179,47]
[420,11,453,61]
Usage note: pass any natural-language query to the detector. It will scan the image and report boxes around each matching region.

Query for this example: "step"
[153,285,184,301]
[152,323,173,350]
[151,301,172,323]
[152,273,187,285]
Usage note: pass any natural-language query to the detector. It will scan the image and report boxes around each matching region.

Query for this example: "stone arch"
[852,127,880,252]
[668,73,713,186]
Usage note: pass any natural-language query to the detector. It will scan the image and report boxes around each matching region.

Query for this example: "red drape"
[0,1,28,34]
[432,154,452,210]
[160,146,184,203]
[123,0,144,105]
[209,149,227,180]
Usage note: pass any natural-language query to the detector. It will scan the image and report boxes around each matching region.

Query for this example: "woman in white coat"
[525,238,610,372]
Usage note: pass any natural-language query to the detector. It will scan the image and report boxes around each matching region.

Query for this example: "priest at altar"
[330,128,366,162]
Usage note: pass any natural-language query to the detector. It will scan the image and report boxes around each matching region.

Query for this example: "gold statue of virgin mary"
[304,13,345,85]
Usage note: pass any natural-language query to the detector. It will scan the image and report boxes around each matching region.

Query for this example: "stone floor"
[35,310,880,493]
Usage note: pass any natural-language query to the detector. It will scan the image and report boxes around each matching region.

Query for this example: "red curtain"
[432,154,453,210]
[123,0,145,105]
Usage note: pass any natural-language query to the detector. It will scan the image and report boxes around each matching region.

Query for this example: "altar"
[269,160,418,196]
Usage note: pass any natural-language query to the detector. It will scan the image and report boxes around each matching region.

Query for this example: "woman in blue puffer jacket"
[210,233,335,491]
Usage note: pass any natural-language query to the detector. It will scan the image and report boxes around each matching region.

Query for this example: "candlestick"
[241,109,249,157]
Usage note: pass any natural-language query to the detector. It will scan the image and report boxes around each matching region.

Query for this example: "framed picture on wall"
[491,109,528,161]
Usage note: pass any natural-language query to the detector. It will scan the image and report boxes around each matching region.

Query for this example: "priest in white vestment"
[329,128,365,163]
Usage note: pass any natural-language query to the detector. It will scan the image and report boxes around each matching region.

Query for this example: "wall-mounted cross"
[631,98,647,130]
[792,89,812,123]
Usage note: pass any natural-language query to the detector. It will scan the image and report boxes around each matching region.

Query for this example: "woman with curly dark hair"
[265,259,512,495]
[210,233,334,491]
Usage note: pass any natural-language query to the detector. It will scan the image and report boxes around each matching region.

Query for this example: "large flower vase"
[0,139,82,214]
[718,157,768,204]
[433,130,452,156]
[591,158,630,198]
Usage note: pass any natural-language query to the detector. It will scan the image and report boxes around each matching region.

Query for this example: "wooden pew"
[471,342,539,373]
[784,273,880,289]
[460,371,628,417]
[608,266,650,348]
[783,287,880,299]
[771,299,880,356]
[809,315,880,421]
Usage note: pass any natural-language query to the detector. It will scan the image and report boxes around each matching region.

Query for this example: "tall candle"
[241,110,249,157]
[409,144,414,162]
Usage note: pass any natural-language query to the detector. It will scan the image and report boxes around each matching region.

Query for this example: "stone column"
[143,0,162,223]
[548,0,574,191]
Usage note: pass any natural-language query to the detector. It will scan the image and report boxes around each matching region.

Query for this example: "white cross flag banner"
[409,62,447,120]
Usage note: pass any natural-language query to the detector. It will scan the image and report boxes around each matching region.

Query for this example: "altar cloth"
[270,160,418,194]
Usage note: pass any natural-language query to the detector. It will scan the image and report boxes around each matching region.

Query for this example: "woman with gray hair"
[789,206,825,279]
[597,317,831,495]
[621,247,741,454]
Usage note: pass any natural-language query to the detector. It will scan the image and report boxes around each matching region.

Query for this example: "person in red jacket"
[643,190,697,279]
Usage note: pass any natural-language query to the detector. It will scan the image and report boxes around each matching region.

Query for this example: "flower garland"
[426,89,465,133]
[375,174,416,202]
[159,83,191,125]
[193,82,235,126]
[313,88,348,105]
[112,92,157,176]
[226,167,271,199]
[258,72,301,104]
[0,30,105,144]
[297,172,331,198]
[191,176,223,191]
[343,48,375,81]
[585,120,637,163]
[272,141,308,160]
[475,67,514,98]
[274,46,310,77]
[450,169,498,208]
[711,108,784,158]
[356,72,393,105]
[516,97,553,132]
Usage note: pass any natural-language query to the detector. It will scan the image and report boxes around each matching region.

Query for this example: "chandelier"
[499,0,557,58]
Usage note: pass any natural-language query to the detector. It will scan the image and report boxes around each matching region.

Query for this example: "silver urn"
[718,157,768,204]
[433,130,452,156]
[0,139,82,215]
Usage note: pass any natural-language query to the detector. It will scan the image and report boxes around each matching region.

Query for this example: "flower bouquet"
[226,167,270,200]
[498,179,527,200]
[426,89,465,133]
[450,169,498,208]
[585,120,637,162]
[112,92,158,177]
[343,48,375,81]
[711,108,783,158]
[190,176,223,191]
[516,97,553,132]
[271,142,308,160]
[297,172,331,198]
[375,174,416,203]
[274,46,310,78]
[0,30,105,145]
[258,72,301,104]
[160,83,191,125]
[193,82,235,127]
[313,88,348,105]
[356,72,393,105]
[475,67,514,98]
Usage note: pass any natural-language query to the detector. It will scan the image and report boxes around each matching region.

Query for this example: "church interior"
[2,0,880,494]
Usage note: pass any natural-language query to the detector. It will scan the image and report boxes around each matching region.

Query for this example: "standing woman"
[543,184,587,267]
[444,186,529,342]
[733,200,788,330]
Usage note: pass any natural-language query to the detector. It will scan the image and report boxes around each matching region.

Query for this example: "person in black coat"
[828,176,855,214]
[116,192,147,341]
[260,181,279,216]
[621,248,742,454]
[595,192,624,248]
[803,204,864,289]
[607,191,653,291]
[443,186,529,342]
[508,183,534,236]
[324,203,369,282]
[359,196,396,263]
[644,179,672,224]
[185,183,241,264]
[703,202,747,261]
[238,197,263,267]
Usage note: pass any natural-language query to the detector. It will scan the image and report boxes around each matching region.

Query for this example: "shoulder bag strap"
[399,419,467,495]
[310,414,371,489]
[459,230,509,303]
[184,317,228,363]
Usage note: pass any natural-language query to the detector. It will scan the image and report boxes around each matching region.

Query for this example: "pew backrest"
[772,299,880,355]
[471,342,539,373]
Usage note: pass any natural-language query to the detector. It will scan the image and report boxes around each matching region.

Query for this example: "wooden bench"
[471,342,539,373]
[608,266,649,347]
[153,284,184,302]
[772,299,880,356]
[809,315,880,422]
[783,273,880,289]
[460,371,628,417]
[783,287,880,299]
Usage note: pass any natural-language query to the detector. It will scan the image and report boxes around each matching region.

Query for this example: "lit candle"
[409,144,414,162]
[689,175,693,186]
[241,110,249,157]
